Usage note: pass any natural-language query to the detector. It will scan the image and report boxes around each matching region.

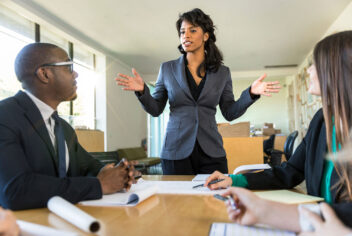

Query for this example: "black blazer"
[0,91,103,210]
[245,109,352,227]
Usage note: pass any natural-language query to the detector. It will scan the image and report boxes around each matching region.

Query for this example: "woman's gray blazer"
[137,56,258,160]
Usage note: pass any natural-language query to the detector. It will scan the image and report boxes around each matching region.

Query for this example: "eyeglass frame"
[35,61,74,75]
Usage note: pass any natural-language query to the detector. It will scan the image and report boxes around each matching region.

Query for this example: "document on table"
[18,220,79,236]
[254,190,324,204]
[192,174,228,182]
[80,180,158,206]
[209,223,295,236]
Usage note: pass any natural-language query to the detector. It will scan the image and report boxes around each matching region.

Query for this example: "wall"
[215,77,289,134]
[288,1,352,144]
[104,56,147,151]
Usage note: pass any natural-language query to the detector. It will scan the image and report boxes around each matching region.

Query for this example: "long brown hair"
[314,30,352,152]
[314,31,352,201]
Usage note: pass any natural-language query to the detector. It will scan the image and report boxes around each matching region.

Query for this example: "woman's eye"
[191,29,197,33]
[180,31,185,34]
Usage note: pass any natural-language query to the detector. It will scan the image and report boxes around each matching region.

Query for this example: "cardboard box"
[217,123,230,127]
[264,123,274,128]
[262,127,276,136]
[218,122,250,137]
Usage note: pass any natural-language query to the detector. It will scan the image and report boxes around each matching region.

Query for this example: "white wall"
[104,56,147,151]
[215,78,289,134]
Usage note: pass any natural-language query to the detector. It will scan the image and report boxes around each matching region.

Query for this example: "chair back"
[263,134,276,156]
[283,131,298,161]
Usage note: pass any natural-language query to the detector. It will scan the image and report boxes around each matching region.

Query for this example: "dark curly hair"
[176,8,223,77]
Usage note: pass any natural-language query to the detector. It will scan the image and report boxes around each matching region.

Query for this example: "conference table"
[14,175,232,236]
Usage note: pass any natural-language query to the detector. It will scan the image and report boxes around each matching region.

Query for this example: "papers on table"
[18,220,79,236]
[209,223,295,236]
[80,179,323,207]
[80,179,227,206]
[254,190,324,204]
[192,174,228,182]
[151,180,227,195]
[80,180,158,206]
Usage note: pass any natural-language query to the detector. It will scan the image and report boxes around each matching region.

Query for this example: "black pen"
[192,179,225,189]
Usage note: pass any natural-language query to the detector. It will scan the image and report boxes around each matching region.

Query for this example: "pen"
[134,175,142,180]
[213,194,238,210]
[192,179,225,189]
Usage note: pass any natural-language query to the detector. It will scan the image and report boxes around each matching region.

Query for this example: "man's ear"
[35,67,52,84]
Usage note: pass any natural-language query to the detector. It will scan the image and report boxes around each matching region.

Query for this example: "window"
[0,4,34,100]
[0,3,102,129]
[147,84,169,157]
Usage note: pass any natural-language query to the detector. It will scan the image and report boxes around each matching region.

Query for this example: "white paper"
[209,223,295,236]
[233,164,271,175]
[17,220,79,236]
[150,180,228,195]
[48,196,100,233]
[192,174,228,182]
[80,179,158,206]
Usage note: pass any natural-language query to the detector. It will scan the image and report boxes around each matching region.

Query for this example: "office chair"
[267,131,299,166]
[263,134,275,164]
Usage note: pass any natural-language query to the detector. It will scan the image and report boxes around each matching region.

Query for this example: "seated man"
[0,43,134,210]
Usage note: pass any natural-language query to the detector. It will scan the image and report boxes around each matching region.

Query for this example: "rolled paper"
[47,196,100,233]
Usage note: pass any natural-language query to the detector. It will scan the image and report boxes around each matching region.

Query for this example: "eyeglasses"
[35,61,74,74]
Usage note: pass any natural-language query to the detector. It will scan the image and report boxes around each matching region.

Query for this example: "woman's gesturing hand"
[115,68,145,92]
[250,74,281,97]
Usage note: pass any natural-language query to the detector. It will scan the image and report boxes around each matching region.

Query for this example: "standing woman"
[116,8,280,175]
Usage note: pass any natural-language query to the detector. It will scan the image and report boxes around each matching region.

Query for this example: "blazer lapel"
[171,56,194,100]
[14,91,58,169]
[198,71,216,102]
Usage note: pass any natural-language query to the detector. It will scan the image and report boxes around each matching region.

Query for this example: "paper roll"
[47,196,100,233]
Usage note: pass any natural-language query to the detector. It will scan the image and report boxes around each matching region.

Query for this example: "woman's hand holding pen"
[115,68,145,92]
[222,187,266,226]
[250,73,281,97]
[205,171,232,190]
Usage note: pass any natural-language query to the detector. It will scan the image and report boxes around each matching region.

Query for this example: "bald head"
[14,43,63,86]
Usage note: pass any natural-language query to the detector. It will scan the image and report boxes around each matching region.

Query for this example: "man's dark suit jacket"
[0,91,103,210]
[244,109,352,227]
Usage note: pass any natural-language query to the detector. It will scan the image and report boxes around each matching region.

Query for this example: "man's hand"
[0,207,20,236]
[97,160,131,194]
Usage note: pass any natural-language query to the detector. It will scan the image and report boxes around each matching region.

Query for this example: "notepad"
[233,164,271,174]
[18,220,79,236]
[254,190,323,204]
[209,223,295,236]
[80,180,158,206]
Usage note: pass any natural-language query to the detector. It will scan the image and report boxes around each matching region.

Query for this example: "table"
[14,175,231,236]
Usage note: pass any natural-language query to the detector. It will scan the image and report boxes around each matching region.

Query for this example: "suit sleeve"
[135,64,168,117]
[244,139,306,189]
[219,67,259,121]
[0,124,102,210]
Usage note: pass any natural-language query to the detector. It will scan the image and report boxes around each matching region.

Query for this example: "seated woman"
[0,207,19,236]
[205,30,352,228]
[223,133,352,235]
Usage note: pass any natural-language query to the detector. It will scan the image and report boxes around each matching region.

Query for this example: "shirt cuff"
[229,174,249,187]
[134,83,146,97]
